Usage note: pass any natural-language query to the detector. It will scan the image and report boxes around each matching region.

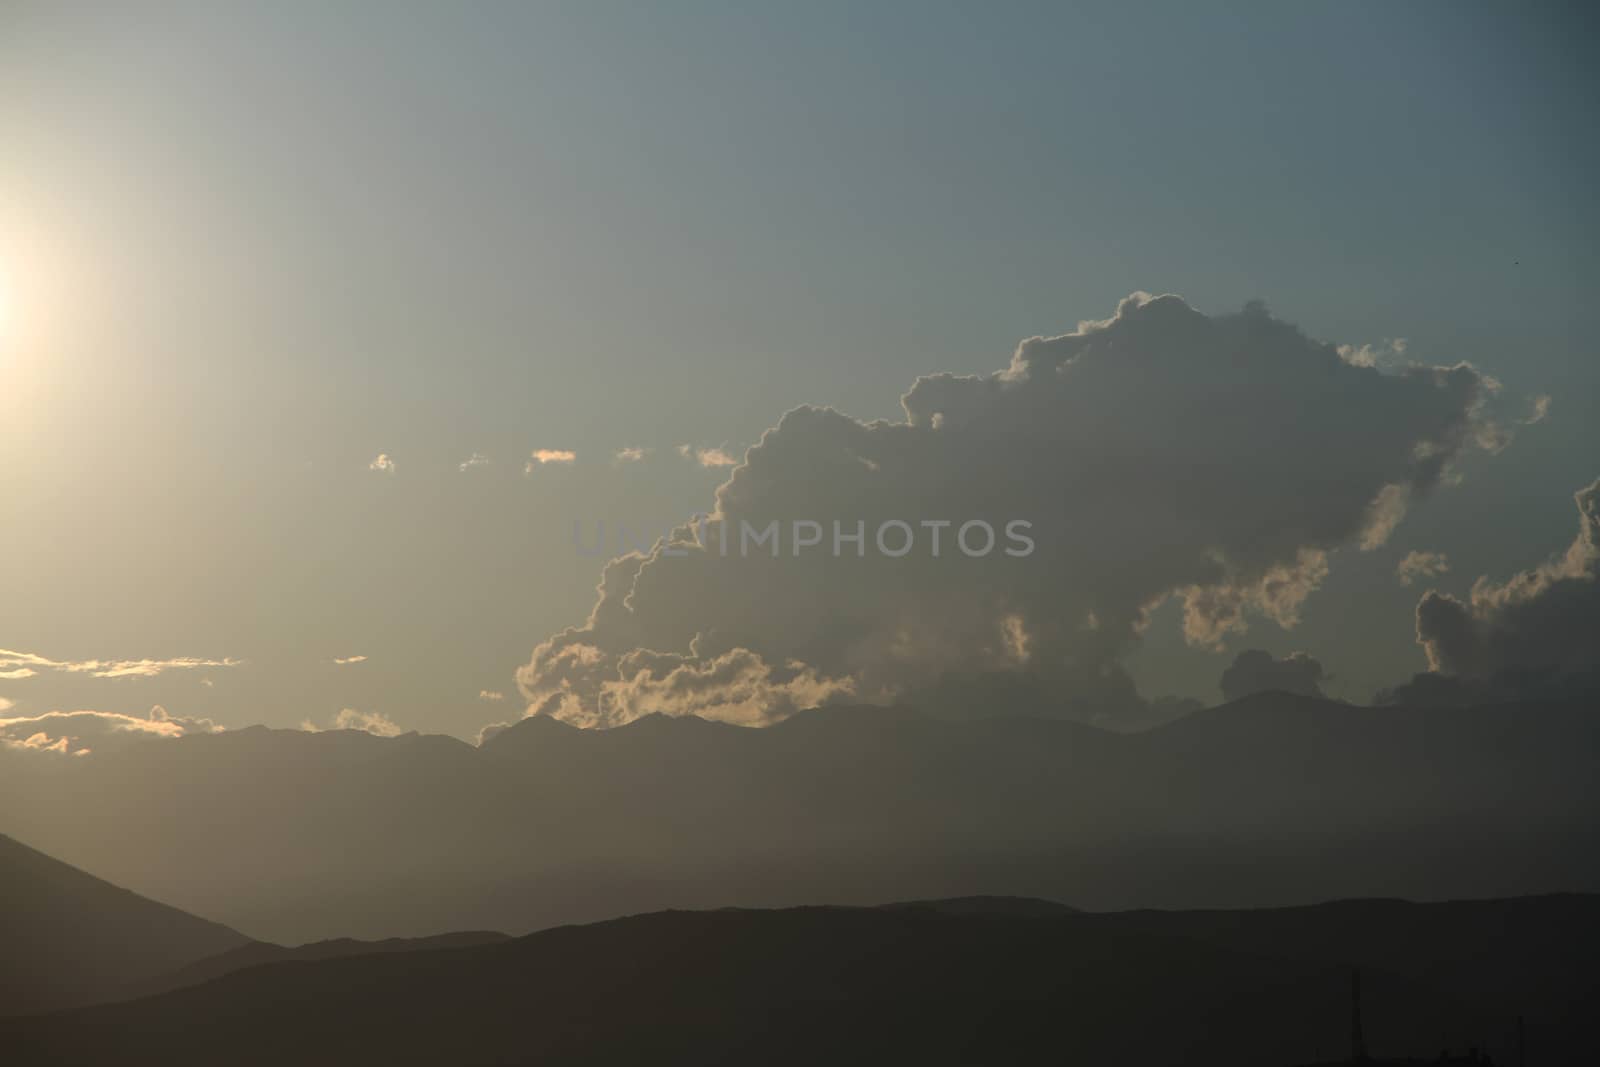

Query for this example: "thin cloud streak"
[0,648,243,679]
[1,706,222,757]
[525,449,577,474]
[679,444,740,468]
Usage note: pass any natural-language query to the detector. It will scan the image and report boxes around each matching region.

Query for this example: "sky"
[2,1,1596,739]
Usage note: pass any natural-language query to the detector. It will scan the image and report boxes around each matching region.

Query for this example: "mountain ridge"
[0,832,250,1017]
[7,891,1593,1066]
[3,694,1594,941]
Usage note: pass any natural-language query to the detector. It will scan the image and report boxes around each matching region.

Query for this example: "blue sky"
[2,2,1595,736]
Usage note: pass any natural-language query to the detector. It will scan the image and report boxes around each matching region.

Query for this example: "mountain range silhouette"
[3,690,1598,1062]
[1,833,1592,1065]
[3,693,1594,942]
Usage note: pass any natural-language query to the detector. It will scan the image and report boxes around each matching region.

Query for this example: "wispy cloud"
[1397,550,1450,587]
[478,689,505,702]
[679,444,739,468]
[333,655,368,666]
[1337,337,1407,369]
[368,453,396,474]
[4,731,75,755]
[613,447,649,463]
[0,648,242,680]
[458,451,491,472]
[1,706,221,757]
[301,708,405,737]
[525,448,576,474]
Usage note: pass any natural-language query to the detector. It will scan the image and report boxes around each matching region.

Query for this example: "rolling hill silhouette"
[878,894,1080,917]
[0,832,249,1016]
[2,693,1595,942]
[126,929,511,1001]
[0,834,508,1016]
[5,893,1593,1066]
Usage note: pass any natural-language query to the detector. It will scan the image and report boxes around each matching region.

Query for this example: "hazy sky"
[2,2,1595,738]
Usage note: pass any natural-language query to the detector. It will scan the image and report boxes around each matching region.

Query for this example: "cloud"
[530,646,856,729]
[333,655,368,666]
[458,452,491,472]
[525,449,577,475]
[1218,649,1328,703]
[0,648,242,680]
[1397,550,1450,587]
[478,690,505,702]
[0,706,221,757]
[516,294,1509,729]
[1359,484,1411,551]
[680,445,740,468]
[301,708,406,736]
[333,708,403,736]
[1386,477,1599,704]
[1522,394,1552,425]
[613,447,649,463]
[1336,337,1406,369]
[0,696,13,713]
[368,453,396,474]
[474,721,513,746]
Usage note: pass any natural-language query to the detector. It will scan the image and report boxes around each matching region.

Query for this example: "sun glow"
[0,257,29,352]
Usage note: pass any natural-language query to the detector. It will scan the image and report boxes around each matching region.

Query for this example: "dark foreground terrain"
[4,882,1594,1065]
[0,833,249,1016]
[0,832,507,1016]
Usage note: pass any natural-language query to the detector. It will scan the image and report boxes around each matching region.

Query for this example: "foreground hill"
[0,833,249,1016]
[7,894,1593,1066]
[2,693,1596,940]
[127,930,511,1001]
[1095,893,1599,1045]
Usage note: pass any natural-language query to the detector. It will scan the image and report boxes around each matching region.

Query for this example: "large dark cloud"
[1386,477,1600,705]
[517,294,1507,727]
[1218,650,1328,703]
